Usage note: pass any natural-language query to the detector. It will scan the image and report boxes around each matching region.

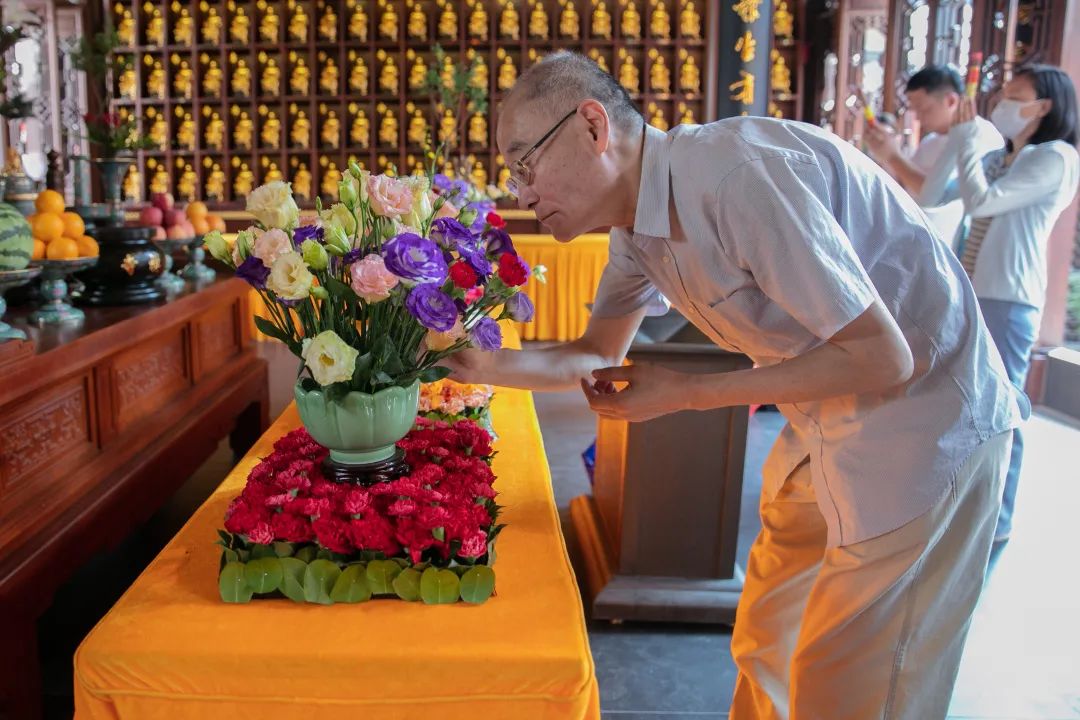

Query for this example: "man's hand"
[440,347,497,385]
[581,364,694,422]
[954,97,978,127]
[864,123,901,164]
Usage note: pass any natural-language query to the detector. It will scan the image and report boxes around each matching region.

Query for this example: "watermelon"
[0,202,33,271]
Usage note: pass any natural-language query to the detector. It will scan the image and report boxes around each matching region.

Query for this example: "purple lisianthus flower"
[383,233,448,285]
[293,223,325,247]
[432,173,454,193]
[406,284,459,332]
[484,228,516,257]
[505,292,535,322]
[278,297,302,308]
[236,255,270,289]
[470,316,503,352]
[450,178,471,200]
[430,218,474,250]
[459,244,492,279]
[342,247,364,265]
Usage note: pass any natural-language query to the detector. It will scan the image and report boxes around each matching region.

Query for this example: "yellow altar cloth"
[246,233,609,344]
[73,386,600,718]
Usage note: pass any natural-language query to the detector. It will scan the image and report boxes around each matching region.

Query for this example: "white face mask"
[990,99,1040,140]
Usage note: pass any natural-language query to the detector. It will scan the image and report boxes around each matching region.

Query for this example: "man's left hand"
[581,364,697,422]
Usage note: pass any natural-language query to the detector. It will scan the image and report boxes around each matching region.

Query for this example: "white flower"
[246,181,300,230]
[203,230,230,265]
[401,175,435,229]
[266,251,314,300]
[251,228,293,267]
[301,330,359,386]
[319,202,357,239]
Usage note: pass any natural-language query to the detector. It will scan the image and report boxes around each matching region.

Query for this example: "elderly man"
[447,51,1022,719]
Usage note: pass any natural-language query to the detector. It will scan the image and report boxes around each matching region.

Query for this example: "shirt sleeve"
[917,120,1003,207]
[951,122,1067,218]
[591,229,670,318]
[714,156,878,341]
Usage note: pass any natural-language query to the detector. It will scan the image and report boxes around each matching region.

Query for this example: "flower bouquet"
[419,379,496,436]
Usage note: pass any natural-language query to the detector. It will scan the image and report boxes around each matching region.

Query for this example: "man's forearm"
[483,340,617,392]
[884,153,927,196]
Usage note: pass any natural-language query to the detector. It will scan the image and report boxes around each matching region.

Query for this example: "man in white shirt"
[448,52,1023,719]
[866,65,1004,251]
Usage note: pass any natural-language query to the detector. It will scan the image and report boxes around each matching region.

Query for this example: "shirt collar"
[631,124,672,239]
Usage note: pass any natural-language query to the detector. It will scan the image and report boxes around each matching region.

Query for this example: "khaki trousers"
[730,432,1010,720]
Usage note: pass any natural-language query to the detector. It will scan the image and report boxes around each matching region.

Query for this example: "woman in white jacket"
[953,64,1079,543]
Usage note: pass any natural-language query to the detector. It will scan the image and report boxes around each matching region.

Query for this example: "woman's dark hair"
[1015,64,1078,147]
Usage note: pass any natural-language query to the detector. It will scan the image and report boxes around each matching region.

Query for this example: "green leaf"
[459,566,496,604]
[254,316,293,346]
[316,548,334,561]
[219,562,254,603]
[244,557,283,594]
[217,529,235,546]
[325,276,360,304]
[392,568,423,602]
[250,543,276,559]
[295,545,317,563]
[223,548,240,564]
[273,541,295,558]
[303,559,342,605]
[392,558,410,569]
[431,527,446,542]
[330,564,373,603]
[366,559,402,595]
[279,557,307,603]
[419,366,452,383]
[420,567,460,605]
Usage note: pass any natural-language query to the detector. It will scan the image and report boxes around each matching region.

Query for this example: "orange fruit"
[191,217,210,235]
[61,211,85,239]
[45,236,78,260]
[32,213,65,242]
[185,201,208,220]
[31,238,45,260]
[76,235,99,257]
[34,189,65,215]
[207,214,226,232]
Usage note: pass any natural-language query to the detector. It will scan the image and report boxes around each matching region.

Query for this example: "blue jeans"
[978,297,1039,540]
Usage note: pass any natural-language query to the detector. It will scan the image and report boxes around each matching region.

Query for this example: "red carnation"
[272,512,315,542]
[497,253,529,287]
[248,522,274,545]
[449,262,478,289]
[459,530,488,558]
[313,515,353,554]
[348,514,399,556]
[224,500,265,535]
[486,212,506,229]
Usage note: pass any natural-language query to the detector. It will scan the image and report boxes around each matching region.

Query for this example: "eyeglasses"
[505,109,577,198]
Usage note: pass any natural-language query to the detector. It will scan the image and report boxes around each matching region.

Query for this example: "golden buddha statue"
[591,0,612,38]
[468,0,488,39]
[205,162,226,201]
[438,0,458,39]
[407,0,427,39]
[468,112,487,144]
[348,0,370,40]
[291,108,311,148]
[264,161,284,183]
[440,53,455,89]
[173,6,195,44]
[770,49,792,96]
[290,56,311,95]
[528,0,549,38]
[117,5,136,46]
[407,50,427,90]
[234,111,254,150]
[262,110,282,148]
[204,111,225,150]
[259,2,280,42]
[231,6,250,43]
[650,0,670,39]
[289,1,309,41]
[587,48,609,72]
[148,111,168,149]
[261,56,281,96]
[319,3,338,40]
[497,49,517,91]
[621,0,642,39]
[123,164,142,203]
[234,163,255,198]
[119,66,137,100]
[407,105,429,145]
[147,7,165,45]
[470,159,487,189]
[377,50,399,95]
[321,162,342,200]
[773,0,794,44]
[201,4,223,43]
[378,0,398,39]
[378,156,396,175]
[438,107,456,145]
[467,49,488,90]
[499,0,520,39]
[345,53,367,94]
[173,59,194,99]
[292,163,312,200]
[147,60,166,99]
[320,57,339,94]
[377,104,398,146]
[617,49,639,93]
[559,0,580,38]
[647,102,668,131]
[527,48,544,67]
[321,109,341,149]
[677,100,696,124]
[231,56,252,96]
[178,163,198,201]
[351,108,371,147]
[648,49,670,93]
[177,111,197,150]
[203,58,224,97]
[495,153,510,193]
[150,164,170,195]
[679,0,700,38]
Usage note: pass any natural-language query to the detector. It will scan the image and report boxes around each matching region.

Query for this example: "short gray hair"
[510,51,643,132]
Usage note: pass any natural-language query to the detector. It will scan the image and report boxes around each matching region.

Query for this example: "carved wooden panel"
[0,375,97,496]
[109,328,191,433]
[193,300,242,381]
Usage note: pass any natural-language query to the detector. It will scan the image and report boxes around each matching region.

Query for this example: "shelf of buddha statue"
[769,48,793,100]
[376,50,400,96]
[118,61,138,101]
[285,0,309,41]
[172,55,195,100]
[203,160,227,202]
[348,103,372,149]
[289,104,312,149]
[679,0,701,40]
[318,0,339,42]
[466,0,489,40]
[556,0,581,39]
[123,163,143,203]
[288,51,311,96]
[176,159,199,201]
[144,55,167,100]
[618,0,642,40]
[229,52,253,97]
[375,102,399,147]
[232,158,255,198]
[318,52,340,95]
[616,48,641,95]
[677,48,701,95]
[676,100,698,124]
[647,48,671,94]
[647,101,669,131]
[200,2,224,44]
[649,0,671,39]
[289,159,313,200]
[262,158,286,184]
[259,106,283,149]
[147,158,171,195]
[200,54,224,99]
[349,50,371,95]
[202,108,226,152]
[499,0,520,40]
[320,157,343,201]
[232,107,256,151]
[116,3,137,46]
[228,1,252,44]
[320,104,343,150]
[255,0,280,43]
[175,107,197,151]
[144,3,165,46]
[466,49,488,91]
[496,49,518,93]
[405,102,430,147]
[347,0,370,41]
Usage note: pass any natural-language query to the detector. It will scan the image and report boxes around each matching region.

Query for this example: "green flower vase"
[294,379,421,484]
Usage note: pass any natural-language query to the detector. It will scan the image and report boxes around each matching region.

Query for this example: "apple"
[139,206,163,227]
[166,224,192,240]
[152,226,167,240]
[164,209,187,228]
[151,192,175,213]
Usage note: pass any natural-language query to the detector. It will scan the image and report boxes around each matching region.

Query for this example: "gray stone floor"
[39,341,1080,719]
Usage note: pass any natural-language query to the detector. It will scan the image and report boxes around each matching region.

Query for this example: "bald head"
[505,51,643,135]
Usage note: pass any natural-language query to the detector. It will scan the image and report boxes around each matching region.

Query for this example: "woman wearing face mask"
[952,64,1079,544]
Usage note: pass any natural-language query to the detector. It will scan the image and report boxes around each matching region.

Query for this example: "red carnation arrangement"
[497,252,530,287]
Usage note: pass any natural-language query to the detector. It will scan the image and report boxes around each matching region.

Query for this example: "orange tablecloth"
[74,386,600,718]
[247,233,609,344]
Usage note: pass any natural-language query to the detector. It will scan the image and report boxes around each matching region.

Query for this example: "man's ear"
[578,99,611,154]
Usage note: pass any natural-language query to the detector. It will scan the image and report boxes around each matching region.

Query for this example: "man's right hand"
[864,123,901,164]
[440,347,497,385]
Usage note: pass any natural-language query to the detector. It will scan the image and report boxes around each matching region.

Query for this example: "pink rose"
[436,201,459,219]
[349,254,400,302]
[251,228,292,266]
[367,175,414,218]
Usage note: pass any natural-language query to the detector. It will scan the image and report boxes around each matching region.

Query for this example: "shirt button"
[662,255,671,264]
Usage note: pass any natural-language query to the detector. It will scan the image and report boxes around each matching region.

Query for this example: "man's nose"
[517,185,538,210]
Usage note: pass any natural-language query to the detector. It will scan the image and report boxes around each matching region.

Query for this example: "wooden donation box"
[0,277,269,720]
[571,343,753,624]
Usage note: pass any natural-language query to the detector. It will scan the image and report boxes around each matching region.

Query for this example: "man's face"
[906,88,959,135]
[496,100,608,242]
